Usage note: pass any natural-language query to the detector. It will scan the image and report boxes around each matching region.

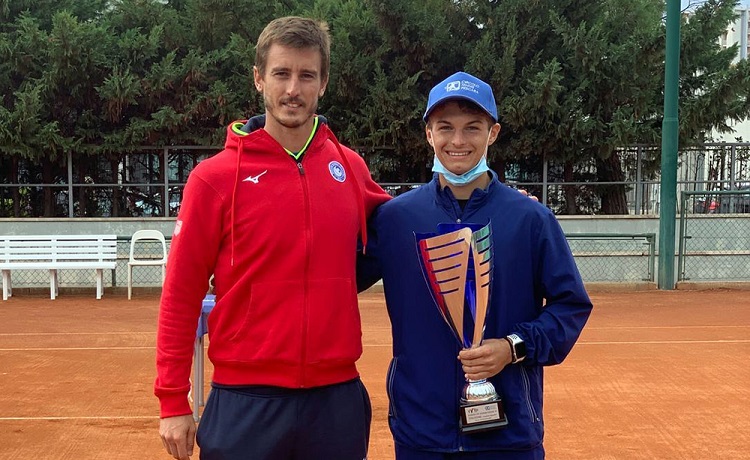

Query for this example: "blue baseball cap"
[423,71,498,123]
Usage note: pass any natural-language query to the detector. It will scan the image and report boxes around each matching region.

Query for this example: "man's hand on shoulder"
[518,189,539,201]
[159,414,196,460]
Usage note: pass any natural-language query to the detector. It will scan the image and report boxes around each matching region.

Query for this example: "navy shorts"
[196,378,371,460]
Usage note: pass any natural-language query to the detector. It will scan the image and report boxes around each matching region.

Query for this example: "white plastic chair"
[127,230,167,299]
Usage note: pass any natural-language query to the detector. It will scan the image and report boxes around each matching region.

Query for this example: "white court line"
[585,325,750,330]
[362,339,750,347]
[0,332,154,336]
[3,341,749,351]
[0,347,154,351]
[0,416,159,421]
[578,339,750,345]
[4,326,746,337]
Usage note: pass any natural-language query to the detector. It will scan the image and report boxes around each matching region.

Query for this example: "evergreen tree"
[680,0,750,143]
[321,0,472,182]
[2,0,749,216]
[464,0,749,213]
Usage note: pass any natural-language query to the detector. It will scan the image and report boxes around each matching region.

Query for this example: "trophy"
[416,222,508,434]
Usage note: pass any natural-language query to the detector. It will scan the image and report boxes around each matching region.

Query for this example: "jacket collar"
[431,170,500,217]
[224,114,331,155]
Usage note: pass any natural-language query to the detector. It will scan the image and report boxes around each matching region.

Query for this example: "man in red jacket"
[155,16,391,460]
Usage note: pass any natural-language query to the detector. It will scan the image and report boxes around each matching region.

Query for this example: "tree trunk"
[418,163,428,183]
[596,153,629,215]
[111,156,121,217]
[42,158,54,217]
[563,162,578,215]
[490,158,507,182]
[158,152,166,217]
[78,167,88,217]
[11,155,20,217]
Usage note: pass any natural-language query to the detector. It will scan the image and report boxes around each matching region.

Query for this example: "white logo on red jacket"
[243,170,267,184]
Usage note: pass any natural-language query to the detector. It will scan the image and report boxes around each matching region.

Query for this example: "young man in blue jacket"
[359,71,593,459]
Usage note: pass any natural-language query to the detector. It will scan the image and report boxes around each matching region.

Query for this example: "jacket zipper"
[298,160,311,386]
[520,366,540,422]
[457,348,465,451]
[446,186,487,449]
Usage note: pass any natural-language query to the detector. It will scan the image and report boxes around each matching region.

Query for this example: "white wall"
[3,215,750,285]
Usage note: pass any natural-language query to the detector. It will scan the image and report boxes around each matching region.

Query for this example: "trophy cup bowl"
[462,379,499,404]
[416,223,509,434]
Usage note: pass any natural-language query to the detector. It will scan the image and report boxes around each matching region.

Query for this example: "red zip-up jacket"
[155,119,391,417]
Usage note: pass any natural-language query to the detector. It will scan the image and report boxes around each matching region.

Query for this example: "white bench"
[0,235,118,300]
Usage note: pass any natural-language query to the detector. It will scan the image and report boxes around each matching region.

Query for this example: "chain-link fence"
[565,234,656,282]
[4,232,660,291]
[0,147,219,218]
[678,191,750,281]
[4,236,173,289]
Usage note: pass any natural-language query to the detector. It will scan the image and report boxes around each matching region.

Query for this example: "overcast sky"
[681,0,750,9]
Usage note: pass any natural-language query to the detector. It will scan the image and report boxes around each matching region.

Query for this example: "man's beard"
[264,94,318,129]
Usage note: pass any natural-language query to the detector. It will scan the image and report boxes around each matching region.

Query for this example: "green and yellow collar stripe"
[285,116,319,160]
[232,122,249,136]
[232,117,320,161]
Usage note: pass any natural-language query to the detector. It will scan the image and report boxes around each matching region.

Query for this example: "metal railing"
[565,233,657,282]
[678,190,750,281]
[1,142,748,217]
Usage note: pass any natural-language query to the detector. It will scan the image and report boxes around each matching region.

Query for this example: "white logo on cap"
[446,79,481,95]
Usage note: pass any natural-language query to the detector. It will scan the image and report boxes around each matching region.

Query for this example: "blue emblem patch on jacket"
[329,161,346,182]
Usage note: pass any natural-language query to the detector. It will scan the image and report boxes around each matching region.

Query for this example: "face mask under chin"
[432,153,490,186]
[430,131,493,186]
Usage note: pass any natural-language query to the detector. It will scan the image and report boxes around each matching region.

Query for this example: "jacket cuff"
[159,392,193,419]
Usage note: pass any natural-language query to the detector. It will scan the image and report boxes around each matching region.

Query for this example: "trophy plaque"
[416,222,508,434]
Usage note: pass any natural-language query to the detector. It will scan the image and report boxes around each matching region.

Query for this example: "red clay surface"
[0,288,749,459]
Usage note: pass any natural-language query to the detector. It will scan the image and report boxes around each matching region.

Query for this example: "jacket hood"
[223,114,369,264]
[239,114,329,135]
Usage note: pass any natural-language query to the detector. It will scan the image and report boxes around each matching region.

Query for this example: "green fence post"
[658,0,681,290]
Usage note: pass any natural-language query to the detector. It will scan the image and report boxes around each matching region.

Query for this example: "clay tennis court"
[1,288,748,459]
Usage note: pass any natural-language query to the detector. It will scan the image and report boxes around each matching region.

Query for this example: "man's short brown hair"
[255,16,331,80]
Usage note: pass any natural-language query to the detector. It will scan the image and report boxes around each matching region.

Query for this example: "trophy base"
[459,399,508,434]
